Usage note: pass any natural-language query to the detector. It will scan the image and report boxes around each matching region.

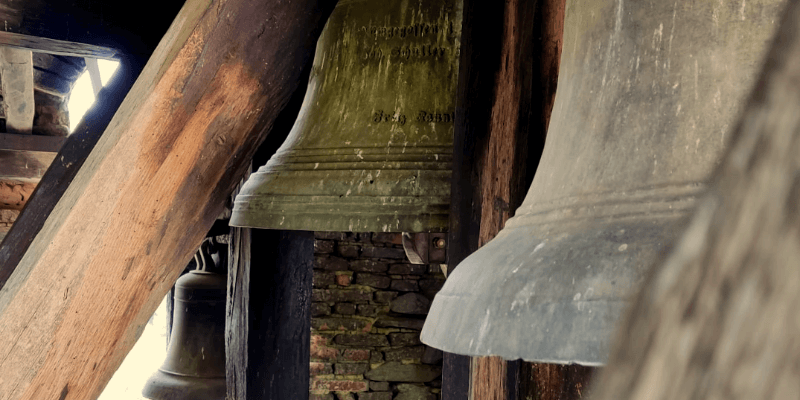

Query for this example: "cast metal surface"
[421,0,784,365]
[142,255,227,399]
[230,0,461,232]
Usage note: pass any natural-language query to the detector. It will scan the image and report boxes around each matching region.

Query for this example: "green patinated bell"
[230,0,462,233]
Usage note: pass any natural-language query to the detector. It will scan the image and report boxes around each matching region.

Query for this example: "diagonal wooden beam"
[0,0,336,399]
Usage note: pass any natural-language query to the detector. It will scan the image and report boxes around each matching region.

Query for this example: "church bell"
[421,0,785,365]
[229,0,462,233]
[143,243,227,400]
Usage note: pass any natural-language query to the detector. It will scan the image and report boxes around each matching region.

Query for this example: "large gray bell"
[421,0,785,365]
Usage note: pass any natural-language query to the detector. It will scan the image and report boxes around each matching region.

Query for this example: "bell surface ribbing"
[421,0,784,364]
[230,0,461,232]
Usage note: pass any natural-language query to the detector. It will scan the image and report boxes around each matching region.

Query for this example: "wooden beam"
[0,1,335,400]
[0,31,118,60]
[0,47,34,134]
[590,0,800,398]
[0,133,66,152]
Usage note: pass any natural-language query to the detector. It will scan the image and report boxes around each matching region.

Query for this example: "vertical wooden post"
[446,0,570,398]
[0,47,34,134]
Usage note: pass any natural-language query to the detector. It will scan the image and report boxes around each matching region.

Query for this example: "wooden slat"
[0,48,34,134]
[591,0,800,398]
[0,31,118,60]
[0,0,335,399]
[0,133,66,152]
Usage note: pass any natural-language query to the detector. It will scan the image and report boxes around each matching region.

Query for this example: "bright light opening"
[67,59,120,133]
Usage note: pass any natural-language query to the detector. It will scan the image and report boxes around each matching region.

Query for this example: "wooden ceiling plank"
[0,31,118,60]
[0,133,66,152]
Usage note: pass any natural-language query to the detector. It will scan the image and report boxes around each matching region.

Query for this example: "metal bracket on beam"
[402,232,447,265]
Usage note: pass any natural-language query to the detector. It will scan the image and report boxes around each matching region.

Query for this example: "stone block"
[335,362,370,375]
[314,271,336,287]
[359,392,393,400]
[335,303,357,315]
[396,384,437,400]
[342,349,371,362]
[312,303,332,317]
[390,279,420,292]
[338,244,361,258]
[374,317,425,330]
[421,347,443,365]
[336,393,356,400]
[311,362,334,376]
[350,259,389,273]
[317,255,350,271]
[315,239,336,254]
[311,379,368,392]
[362,246,407,259]
[355,273,391,289]
[390,293,430,315]
[370,350,384,363]
[419,279,445,299]
[388,263,428,275]
[384,346,425,362]
[364,362,442,382]
[374,291,399,304]
[314,289,373,303]
[311,393,335,400]
[312,318,372,332]
[370,381,390,391]
[357,304,383,317]
[388,333,421,347]
[334,334,390,347]
[315,231,347,240]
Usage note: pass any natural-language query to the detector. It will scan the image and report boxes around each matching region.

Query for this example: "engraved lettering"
[369,23,442,40]
[417,110,455,123]
[372,110,407,126]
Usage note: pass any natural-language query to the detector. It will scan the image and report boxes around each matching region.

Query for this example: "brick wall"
[311,232,446,400]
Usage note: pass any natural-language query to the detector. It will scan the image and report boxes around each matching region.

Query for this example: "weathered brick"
[350,259,389,273]
[334,334,390,347]
[312,317,372,332]
[337,244,361,258]
[335,362,370,375]
[314,289,373,303]
[310,393,335,400]
[357,304,385,317]
[316,255,350,271]
[355,273,391,289]
[390,279,419,292]
[358,392,392,400]
[336,274,352,286]
[384,346,425,362]
[388,263,428,275]
[341,349,371,362]
[312,302,332,317]
[314,271,336,288]
[389,332,422,347]
[374,291,399,304]
[364,362,442,382]
[369,381,390,391]
[334,303,357,315]
[336,392,356,400]
[311,362,334,376]
[353,232,373,243]
[315,239,336,254]
[362,246,407,259]
[311,379,368,392]
[371,232,402,244]
[311,335,340,361]
[374,316,425,330]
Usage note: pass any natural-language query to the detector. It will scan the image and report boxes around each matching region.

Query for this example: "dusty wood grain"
[0,133,66,153]
[0,0,335,398]
[589,0,800,398]
[0,32,118,60]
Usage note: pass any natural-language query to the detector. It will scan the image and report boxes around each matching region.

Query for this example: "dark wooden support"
[0,133,66,152]
[590,0,800,397]
[446,0,568,397]
[0,0,336,398]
